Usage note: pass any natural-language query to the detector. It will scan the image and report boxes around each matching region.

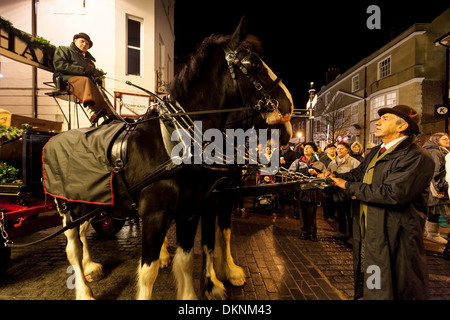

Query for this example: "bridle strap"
[223,44,282,113]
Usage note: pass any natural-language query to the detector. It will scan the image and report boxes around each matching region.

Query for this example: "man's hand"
[331,177,347,190]
[317,171,335,179]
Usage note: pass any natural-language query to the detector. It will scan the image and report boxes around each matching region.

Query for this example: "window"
[351,105,358,124]
[325,92,330,106]
[370,91,397,121]
[352,75,359,92]
[378,56,391,79]
[386,92,396,106]
[370,95,385,121]
[127,17,142,76]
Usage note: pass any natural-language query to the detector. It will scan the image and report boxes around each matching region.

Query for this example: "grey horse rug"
[42,122,126,205]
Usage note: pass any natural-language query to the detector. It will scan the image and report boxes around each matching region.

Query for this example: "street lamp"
[296,131,303,144]
[306,82,317,142]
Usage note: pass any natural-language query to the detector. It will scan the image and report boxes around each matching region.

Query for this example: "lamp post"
[296,131,303,144]
[307,82,317,142]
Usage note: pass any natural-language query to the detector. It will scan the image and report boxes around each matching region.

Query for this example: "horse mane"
[169,33,263,101]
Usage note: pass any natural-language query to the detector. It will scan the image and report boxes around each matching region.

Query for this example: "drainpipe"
[436,33,450,133]
[363,65,367,149]
[31,0,37,118]
[445,46,449,133]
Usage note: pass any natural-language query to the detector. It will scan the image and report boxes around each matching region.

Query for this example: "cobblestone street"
[0,205,449,300]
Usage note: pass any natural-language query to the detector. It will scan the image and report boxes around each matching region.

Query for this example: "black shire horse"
[46,17,293,300]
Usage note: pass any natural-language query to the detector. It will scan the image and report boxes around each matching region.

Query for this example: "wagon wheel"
[0,237,11,277]
[91,217,125,237]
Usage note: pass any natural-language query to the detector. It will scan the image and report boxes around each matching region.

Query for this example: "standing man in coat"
[321,105,434,299]
[53,32,113,123]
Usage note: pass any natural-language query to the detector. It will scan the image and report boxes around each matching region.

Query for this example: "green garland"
[0,16,106,76]
[0,124,32,141]
[0,161,19,183]
[0,16,56,52]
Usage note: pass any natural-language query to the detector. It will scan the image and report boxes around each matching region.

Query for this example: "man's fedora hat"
[73,32,93,48]
[378,105,420,135]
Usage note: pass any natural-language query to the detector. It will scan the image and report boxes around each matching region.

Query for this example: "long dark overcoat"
[337,135,434,300]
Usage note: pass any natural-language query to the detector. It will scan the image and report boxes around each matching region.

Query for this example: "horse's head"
[169,17,293,145]
[223,17,293,144]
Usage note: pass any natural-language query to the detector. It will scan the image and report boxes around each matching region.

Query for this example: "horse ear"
[229,16,247,50]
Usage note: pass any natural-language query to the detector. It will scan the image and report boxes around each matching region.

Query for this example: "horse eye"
[241,53,263,72]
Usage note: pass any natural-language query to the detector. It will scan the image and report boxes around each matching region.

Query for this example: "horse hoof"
[206,282,227,300]
[84,262,104,282]
[228,265,246,287]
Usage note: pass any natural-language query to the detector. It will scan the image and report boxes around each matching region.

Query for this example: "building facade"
[312,8,450,150]
[0,0,175,130]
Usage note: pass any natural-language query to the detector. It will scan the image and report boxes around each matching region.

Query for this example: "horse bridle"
[223,44,283,116]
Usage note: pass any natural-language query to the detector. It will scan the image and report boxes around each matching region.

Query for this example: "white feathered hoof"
[84,261,104,282]
[204,277,227,300]
[227,264,246,287]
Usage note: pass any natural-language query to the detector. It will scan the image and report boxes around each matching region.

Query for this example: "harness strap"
[5,207,103,248]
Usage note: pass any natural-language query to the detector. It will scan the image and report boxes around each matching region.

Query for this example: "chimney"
[326,67,340,85]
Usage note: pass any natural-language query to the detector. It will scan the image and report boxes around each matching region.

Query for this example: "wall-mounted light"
[0,62,3,78]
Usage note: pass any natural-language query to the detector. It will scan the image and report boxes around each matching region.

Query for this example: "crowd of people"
[248,105,450,300]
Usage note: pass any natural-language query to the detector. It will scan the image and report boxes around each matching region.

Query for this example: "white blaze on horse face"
[261,60,294,124]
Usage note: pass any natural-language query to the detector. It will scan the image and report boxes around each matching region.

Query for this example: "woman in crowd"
[320,144,337,221]
[350,141,364,163]
[423,133,450,244]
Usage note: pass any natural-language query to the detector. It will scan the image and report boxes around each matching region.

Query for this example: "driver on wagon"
[53,32,113,123]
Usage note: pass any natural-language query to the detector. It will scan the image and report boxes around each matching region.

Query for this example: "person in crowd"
[320,105,434,299]
[277,143,299,217]
[320,144,337,221]
[422,133,450,244]
[293,143,304,158]
[279,143,299,171]
[350,141,364,163]
[258,145,275,183]
[444,151,450,259]
[319,143,336,168]
[327,142,360,240]
[53,32,113,123]
[289,142,326,241]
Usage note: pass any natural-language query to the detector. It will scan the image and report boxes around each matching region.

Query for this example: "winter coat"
[319,153,335,168]
[327,153,360,174]
[327,154,360,202]
[336,135,434,300]
[445,152,450,198]
[422,140,449,206]
[289,155,326,203]
[53,42,100,83]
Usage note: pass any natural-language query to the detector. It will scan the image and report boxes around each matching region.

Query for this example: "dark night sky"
[173,1,450,107]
